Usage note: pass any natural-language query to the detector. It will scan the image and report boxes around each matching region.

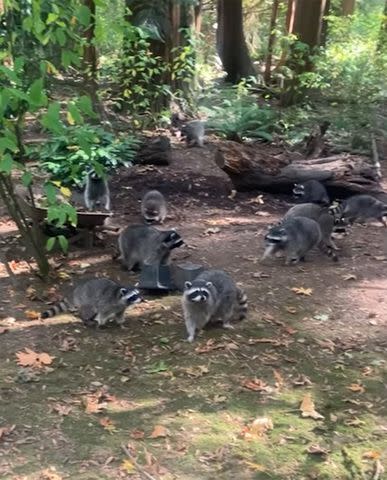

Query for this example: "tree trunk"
[377,0,387,52]
[341,0,355,15]
[82,0,102,116]
[214,141,387,202]
[264,0,280,84]
[194,0,202,33]
[216,0,255,84]
[320,0,330,46]
[281,0,327,105]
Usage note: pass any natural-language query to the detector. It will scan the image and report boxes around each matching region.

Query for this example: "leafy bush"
[38,125,140,186]
[201,84,275,142]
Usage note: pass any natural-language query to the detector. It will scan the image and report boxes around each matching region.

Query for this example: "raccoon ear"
[184,281,192,289]
[119,288,128,296]
[206,282,213,288]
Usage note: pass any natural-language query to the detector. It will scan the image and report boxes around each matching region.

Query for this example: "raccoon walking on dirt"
[41,278,141,326]
[283,203,344,251]
[181,120,205,148]
[262,216,338,265]
[293,180,330,206]
[141,190,167,224]
[181,269,248,342]
[84,171,111,211]
[117,225,184,271]
[332,194,387,227]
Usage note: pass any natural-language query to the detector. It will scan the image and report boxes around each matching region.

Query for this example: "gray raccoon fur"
[41,278,141,326]
[293,180,330,206]
[262,216,338,265]
[84,171,110,211]
[182,269,248,342]
[283,203,341,250]
[181,120,205,147]
[334,194,387,227]
[118,224,184,271]
[141,190,167,224]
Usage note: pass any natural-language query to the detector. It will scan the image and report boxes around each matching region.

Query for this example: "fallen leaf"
[362,451,380,460]
[131,429,145,440]
[343,274,357,281]
[59,336,78,352]
[306,444,330,456]
[0,327,8,335]
[120,459,136,474]
[57,271,71,280]
[0,425,15,441]
[285,306,297,314]
[51,404,72,416]
[99,417,116,432]
[40,468,63,480]
[273,369,284,388]
[291,287,313,296]
[204,227,220,235]
[300,393,324,420]
[16,348,54,368]
[241,378,272,393]
[313,313,329,322]
[292,374,312,387]
[25,309,40,320]
[315,338,335,351]
[149,425,168,438]
[241,417,273,440]
[374,255,387,261]
[183,365,209,377]
[244,461,266,472]
[26,286,38,300]
[361,367,374,377]
[347,383,365,393]
[195,339,226,353]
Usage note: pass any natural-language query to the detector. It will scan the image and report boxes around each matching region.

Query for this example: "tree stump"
[215,140,387,201]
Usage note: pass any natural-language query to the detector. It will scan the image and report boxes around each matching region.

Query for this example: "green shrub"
[38,125,140,186]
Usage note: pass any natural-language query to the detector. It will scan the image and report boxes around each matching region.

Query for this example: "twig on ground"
[121,444,158,480]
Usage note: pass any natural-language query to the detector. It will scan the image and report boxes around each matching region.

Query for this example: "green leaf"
[77,5,91,26]
[46,12,59,24]
[0,66,20,84]
[29,79,47,106]
[55,28,66,47]
[67,103,83,125]
[21,171,33,187]
[0,136,17,153]
[76,96,97,118]
[46,237,56,251]
[44,182,58,204]
[0,153,13,173]
[40,102,64,134]
[58,235,68,253]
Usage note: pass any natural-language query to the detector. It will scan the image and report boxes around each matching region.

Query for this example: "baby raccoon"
[293,180,330,206]
[181,120,205,148]
[262,216,338,265]
[283,203,342,250]
[334,194,387,227]
[118,224,184,271]
[84,171,110,211]
[141,190,167,224]
[182,269,247,342]
[41,278,141,326]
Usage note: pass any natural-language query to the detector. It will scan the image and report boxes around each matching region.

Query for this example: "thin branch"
[121,444,158,480]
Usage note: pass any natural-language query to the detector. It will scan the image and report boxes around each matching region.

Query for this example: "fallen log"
[134,135,172,166]
[215,140,387,201]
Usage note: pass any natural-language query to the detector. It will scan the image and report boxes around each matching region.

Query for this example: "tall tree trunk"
[320,0,331,46]
[194,0,202,33]
[341,0,355,15]
[82,0,101,116]
[216,0,255,84]
[264,0,280,83]
[377,0,387,52]
[281,0,327,106]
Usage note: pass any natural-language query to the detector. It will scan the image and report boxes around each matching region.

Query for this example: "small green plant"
[38,125,140,186]
[202,84,275,142]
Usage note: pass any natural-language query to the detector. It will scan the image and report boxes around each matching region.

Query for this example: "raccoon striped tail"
[41,300,70,319]
[236,288,248,321]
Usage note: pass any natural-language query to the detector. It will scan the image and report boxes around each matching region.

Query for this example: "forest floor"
[0,138,386,480]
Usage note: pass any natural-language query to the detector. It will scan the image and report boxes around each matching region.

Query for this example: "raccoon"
[262,216,338,265]
[181,120,205,148]
[118,224,184,271]
[141,190,167,224]
[293,180,330,206]
[333,194,387,227]
[84,171,110,211]
[283,203,343,250]
[41,278,141,326]
[182,269,247,342]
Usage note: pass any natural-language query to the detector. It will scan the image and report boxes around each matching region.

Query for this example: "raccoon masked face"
[163,230,184,250]
[144,209,159,223]
[265,226,288,245]
[119,288,142,306]
[184,281,212,303]
[292,183,305,197]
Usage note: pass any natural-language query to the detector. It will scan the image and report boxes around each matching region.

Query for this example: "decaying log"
[135,135,172,166]
[215,140,387,201]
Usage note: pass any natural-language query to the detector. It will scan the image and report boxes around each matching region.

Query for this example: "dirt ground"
[0,140,386,480]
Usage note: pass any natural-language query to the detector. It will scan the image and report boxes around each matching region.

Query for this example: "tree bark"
[216,0,255,84]
[194,0,202,33]
[214,141,387,201]
[264,0,280,84]
[341,0,355,15]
